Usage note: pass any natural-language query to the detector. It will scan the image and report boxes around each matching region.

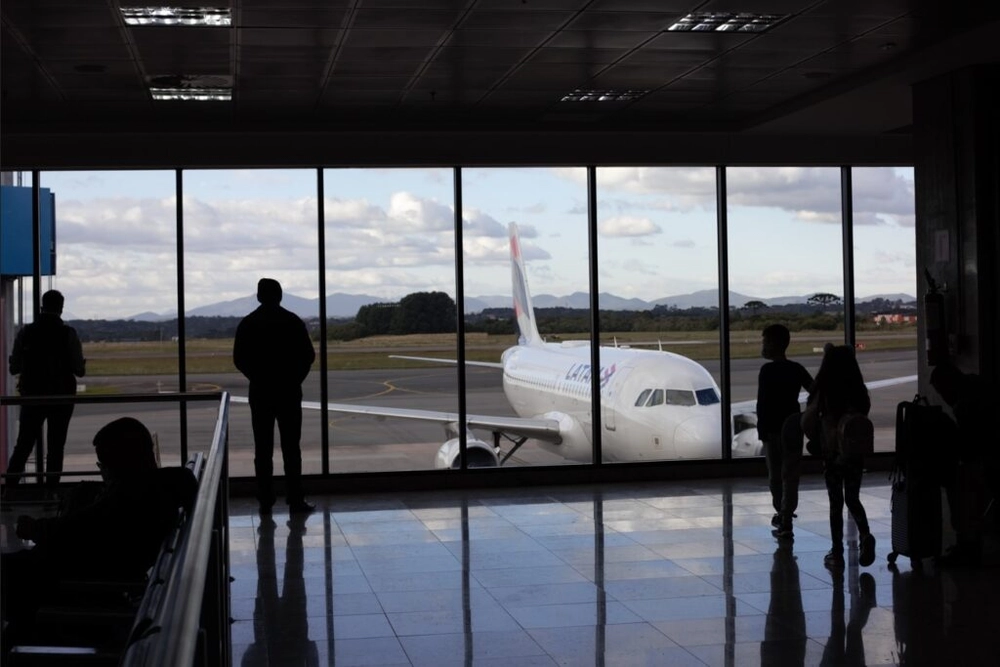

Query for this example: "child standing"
[806,345,876,568]
[757,324,813,540]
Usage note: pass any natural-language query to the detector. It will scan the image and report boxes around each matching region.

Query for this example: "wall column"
[914,65,1000,392]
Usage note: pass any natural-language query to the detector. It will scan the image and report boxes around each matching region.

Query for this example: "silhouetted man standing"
[6,290,86,495]
[234,279,315,513]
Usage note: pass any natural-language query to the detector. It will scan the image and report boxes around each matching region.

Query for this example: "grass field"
[81,330,917,376]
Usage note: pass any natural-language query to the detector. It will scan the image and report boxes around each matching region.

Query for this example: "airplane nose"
[673,414,723,459]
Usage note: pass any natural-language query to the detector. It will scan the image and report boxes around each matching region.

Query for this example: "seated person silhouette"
[1,417,197,632]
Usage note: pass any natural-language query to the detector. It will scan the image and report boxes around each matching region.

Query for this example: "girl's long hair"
[809,344,869,417]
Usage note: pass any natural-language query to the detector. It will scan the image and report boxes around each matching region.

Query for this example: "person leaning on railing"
[0,417,197,634]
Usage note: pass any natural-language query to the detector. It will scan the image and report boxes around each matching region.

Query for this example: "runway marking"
[337,372,455,400]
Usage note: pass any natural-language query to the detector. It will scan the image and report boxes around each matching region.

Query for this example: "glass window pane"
[665,390,696,406]
[596,167,723,461]
[852,166,917,453]
[18,171,181,488]
[649,389,664,406]
[696,388,720,406]
[726,167,842,459]
[462,167,591,467]
[183,169,319,480]
[634,389,652,407]
[323,168,456,473]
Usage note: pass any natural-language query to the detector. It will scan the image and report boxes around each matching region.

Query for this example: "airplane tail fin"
[509,222,543,347]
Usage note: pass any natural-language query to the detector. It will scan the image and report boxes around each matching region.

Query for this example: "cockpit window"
[634,389,652,407]
[664,390,696,406]
[696,388,720,405]
[648,389,664,406]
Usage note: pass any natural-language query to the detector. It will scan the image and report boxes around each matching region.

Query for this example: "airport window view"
[4,166,916,479]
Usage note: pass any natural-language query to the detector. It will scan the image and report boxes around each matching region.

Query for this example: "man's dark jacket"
[9,312,86,395]
[233,303,315,397]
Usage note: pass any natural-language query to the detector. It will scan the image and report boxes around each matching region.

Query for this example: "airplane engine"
[434,434,500,469]
[731,413,763,457]
[539,411,590,461]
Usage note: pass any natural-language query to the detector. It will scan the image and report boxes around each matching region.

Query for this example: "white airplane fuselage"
[500,341,724,461]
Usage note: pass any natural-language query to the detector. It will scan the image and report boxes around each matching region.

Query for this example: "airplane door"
[603,367,632,432]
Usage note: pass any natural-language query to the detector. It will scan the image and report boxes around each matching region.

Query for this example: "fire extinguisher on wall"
[924,269,947,366]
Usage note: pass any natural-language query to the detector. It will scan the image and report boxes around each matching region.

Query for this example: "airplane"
[233,223,916,467]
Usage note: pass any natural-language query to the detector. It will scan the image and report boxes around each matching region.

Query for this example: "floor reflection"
[228,476,999,667]
[241,513,319,666]
[818,569,875,666]
[761,543,807,667]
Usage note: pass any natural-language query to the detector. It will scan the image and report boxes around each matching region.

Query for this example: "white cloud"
[554,166,914,227]
[505,202,547,214]
[387,192,453,231]
[461,208,507,237]
[50,189,536,317]
[324,197,386,226]
[599,216,662,237]
[43,168,917,317]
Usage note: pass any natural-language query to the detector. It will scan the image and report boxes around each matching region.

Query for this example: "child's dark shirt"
[757,359,813,439]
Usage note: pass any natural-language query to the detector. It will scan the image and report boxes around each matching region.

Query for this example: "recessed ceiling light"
[121,7,231,26]
[668,12,787,33]
[150,87,231,101]
[560,89,649,103]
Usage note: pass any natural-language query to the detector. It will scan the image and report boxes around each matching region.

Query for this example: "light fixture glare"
[121,7,231,26]
[560,88,649,103]
[668,12,786,33]
[150,87,232,101]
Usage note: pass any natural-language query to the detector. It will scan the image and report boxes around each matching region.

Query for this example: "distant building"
[873,313,918,325]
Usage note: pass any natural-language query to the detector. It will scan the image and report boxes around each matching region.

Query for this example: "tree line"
[61,292,914,343]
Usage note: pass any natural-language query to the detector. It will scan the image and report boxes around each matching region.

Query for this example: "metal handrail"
[0,392,224,406]
[1,392,226,485]
[120,391,230,667]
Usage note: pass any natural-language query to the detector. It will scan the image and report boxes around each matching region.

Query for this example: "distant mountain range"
[124,290,915,322]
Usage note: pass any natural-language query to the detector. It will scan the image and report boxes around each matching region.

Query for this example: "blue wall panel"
[0,185,56,276]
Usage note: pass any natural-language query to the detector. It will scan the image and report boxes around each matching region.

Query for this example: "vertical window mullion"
[453,167,468,470]
[587,166,603,467]
[841,166,856,347]
[716,166,732,460]
[317,168,330,475]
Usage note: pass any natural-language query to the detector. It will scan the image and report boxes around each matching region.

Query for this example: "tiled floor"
[228,475,1000,666]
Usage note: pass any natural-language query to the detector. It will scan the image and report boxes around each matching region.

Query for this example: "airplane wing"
[230,395,562,443]
[389,354,503,369]
[730,374,918,416]
[606,339,711,348]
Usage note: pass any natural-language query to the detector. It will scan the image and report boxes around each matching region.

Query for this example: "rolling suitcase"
[887,396,948,566]
[887,475,942,566]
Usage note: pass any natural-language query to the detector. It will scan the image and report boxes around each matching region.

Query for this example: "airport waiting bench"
[2,454,205,667]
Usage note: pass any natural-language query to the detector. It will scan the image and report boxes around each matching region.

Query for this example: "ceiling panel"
[239,28,340,48]
[564,11,681,32]
[342,28,449,48]
[546,30,658,50]
[240,9,346,29]
[0,0,996,136]
[461,10,575,31]
[352,9,463,30]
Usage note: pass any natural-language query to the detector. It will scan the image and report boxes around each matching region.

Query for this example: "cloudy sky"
[24,166,914,320]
